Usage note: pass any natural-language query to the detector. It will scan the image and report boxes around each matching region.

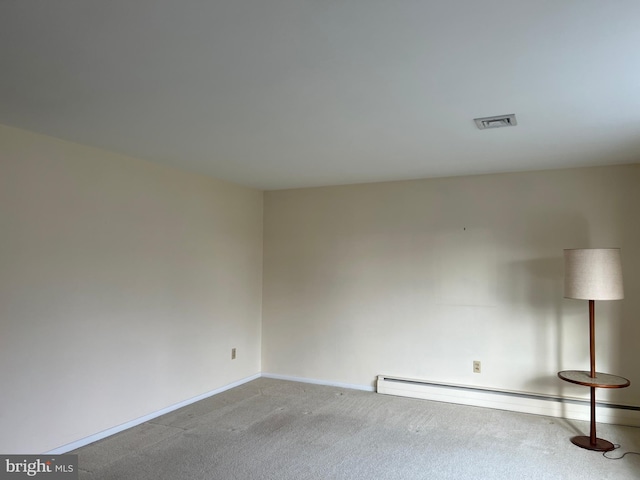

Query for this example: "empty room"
[1,1,639,479]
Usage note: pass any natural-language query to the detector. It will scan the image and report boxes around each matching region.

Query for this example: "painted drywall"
[263,165,640,406]
[0,124,263,453]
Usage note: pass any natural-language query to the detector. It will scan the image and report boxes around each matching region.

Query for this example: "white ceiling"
[2,1,640,190]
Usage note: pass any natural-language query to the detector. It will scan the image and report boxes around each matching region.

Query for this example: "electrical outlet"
[473,360,481,373]
[231,348,236,360]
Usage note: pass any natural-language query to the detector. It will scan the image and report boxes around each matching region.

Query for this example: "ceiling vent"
[474,114,517,129]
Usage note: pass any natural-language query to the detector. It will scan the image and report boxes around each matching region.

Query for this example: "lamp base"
[570,436,615,452]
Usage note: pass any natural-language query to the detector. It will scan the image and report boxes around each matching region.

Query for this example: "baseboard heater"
[377,375,640,427]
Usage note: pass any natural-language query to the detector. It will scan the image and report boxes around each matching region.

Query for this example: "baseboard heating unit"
[376,375,640,427]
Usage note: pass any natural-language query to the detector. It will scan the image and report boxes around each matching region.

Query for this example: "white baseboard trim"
[261,373,375,392]
[377,374,640,427]
[45,373,261,454]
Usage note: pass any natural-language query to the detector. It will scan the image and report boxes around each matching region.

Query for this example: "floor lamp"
[558,248,628,452]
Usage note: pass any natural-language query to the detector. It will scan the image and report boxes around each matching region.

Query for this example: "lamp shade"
[564,248,624,300]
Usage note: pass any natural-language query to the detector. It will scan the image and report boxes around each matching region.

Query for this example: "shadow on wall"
[506,256,564,392]
[614,175,640,404]
[499,211,590,402]
[503,206,637,408]
[618,253,640,403]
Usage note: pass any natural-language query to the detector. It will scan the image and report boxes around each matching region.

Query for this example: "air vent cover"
[474,114,517,129]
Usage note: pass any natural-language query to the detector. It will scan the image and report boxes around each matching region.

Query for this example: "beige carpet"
[73,377,640,479]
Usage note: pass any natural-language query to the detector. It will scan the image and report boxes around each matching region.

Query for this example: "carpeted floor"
[72,377,640,479]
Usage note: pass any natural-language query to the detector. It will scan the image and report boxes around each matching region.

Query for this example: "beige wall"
[263,165,640,405]
[0,124,263,453]
[2,121,639,453]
